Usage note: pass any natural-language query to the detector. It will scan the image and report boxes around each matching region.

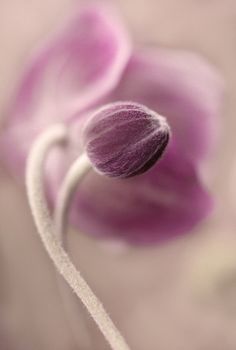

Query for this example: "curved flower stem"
[26,124,130,350]
[53,148,96,347]
[53,152,94,347]
[54,153,91,246]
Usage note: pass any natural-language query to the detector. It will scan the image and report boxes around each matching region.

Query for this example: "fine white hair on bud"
[82,102,170,178]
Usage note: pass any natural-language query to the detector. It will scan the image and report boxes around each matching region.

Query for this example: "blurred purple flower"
[0,3,223,244]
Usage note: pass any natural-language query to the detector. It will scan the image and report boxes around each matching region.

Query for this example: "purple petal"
[82,102,170,178]
[0,3,130,175]
[107,49,223,162]
[66,143,213,245]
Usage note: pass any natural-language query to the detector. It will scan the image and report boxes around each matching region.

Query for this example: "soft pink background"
[1,1,236,349]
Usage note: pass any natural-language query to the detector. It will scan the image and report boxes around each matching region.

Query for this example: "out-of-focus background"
[1,0,236,349]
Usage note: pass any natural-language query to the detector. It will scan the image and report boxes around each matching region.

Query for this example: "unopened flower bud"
[82,102,170,178]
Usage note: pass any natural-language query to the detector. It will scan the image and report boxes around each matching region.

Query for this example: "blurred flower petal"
[70,143,213,244]
[47,138,213,244]
[0,3,130,175]
[107,49,223,162]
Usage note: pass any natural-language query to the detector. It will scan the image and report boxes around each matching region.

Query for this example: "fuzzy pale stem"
[54,153,91,245]
[26,124,130,350]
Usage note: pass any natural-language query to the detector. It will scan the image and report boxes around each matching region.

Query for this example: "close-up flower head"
[0,1,235,350]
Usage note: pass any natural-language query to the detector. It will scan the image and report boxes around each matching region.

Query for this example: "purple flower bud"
[82,102,170,178]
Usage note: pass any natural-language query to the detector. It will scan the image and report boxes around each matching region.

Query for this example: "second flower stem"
[54,152,91,245]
